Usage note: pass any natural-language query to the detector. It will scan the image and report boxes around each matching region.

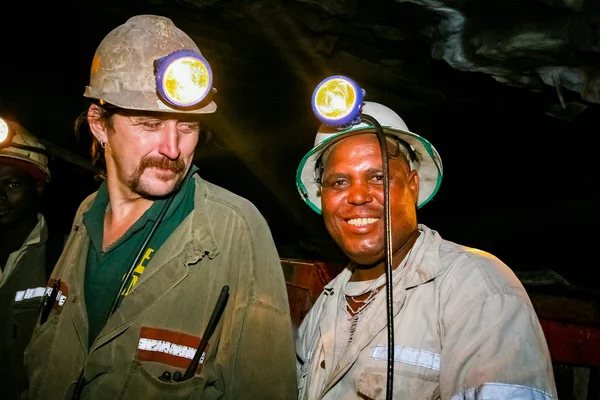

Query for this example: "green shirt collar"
[83,165,199,256]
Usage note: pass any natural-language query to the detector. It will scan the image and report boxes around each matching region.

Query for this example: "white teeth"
[347,218,379,226]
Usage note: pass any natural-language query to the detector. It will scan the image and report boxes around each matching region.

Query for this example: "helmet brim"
[0,154,50,182]
[84,88,217,114]
[296,125,443,214]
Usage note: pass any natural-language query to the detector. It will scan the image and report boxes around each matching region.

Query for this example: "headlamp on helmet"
[0,118,47,156]
[312,75,365,128]
[154,50,213,109]
[0,118,12,149]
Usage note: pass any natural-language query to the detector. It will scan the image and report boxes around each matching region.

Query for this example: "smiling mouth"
[346,217,379,226]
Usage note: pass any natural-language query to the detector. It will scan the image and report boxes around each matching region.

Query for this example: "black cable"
[107,192,176,318]
[72,169,193,400]
[71,370,86,400]
[182,285,229,380]
[71,194,175,400]
[361,114,394,400]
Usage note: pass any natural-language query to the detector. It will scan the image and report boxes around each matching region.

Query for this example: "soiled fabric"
[296,224,557,400]
[0,215,49,400]
[23,174,297,400]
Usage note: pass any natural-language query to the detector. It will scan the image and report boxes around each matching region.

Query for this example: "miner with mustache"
[22,15,296,400]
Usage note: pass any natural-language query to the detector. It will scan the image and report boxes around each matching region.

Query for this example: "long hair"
[73,100,120,182]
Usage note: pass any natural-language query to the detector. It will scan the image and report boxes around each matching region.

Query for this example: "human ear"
[408,170,420,205]
[87,104,107,144]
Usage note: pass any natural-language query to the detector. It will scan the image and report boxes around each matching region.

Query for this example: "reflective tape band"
[137,338,197,360]
[369,345,441,371]
[15,287,47,302]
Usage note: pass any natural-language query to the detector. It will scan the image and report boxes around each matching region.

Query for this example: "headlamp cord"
[71,168,193,400]
[361,114,394,400]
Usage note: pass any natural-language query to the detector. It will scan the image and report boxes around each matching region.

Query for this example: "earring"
[100,140,106,149]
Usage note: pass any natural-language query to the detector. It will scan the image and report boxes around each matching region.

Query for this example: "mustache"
[139,157,185,173]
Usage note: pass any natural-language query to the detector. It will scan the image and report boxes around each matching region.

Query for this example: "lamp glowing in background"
[0,118,12,149]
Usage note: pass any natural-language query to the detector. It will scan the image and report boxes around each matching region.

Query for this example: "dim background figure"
[0,116,64,400]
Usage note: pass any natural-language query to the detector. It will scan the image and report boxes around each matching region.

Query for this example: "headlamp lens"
[0,118,10,146]
[156,50,213,108]
[312,75,363,127]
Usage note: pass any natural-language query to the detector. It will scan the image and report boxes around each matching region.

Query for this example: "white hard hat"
[296,101,443,214]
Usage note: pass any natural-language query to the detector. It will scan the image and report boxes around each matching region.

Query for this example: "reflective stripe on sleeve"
[451,382,554,400]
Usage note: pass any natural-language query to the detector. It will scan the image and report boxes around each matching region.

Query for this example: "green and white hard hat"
[296,101,443,214]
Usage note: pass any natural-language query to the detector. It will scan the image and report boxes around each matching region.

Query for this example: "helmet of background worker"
[83,14,217,114]
[0,117,50,183]
[296,101,443,214]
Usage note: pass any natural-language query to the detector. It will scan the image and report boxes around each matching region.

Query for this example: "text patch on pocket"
[136,326,208,373]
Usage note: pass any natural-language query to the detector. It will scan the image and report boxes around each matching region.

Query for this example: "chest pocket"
[13,287,46,308]
[356,345,441,400]
[117,360,221,400]
[12,288,46,339]
[115,326,223,400]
